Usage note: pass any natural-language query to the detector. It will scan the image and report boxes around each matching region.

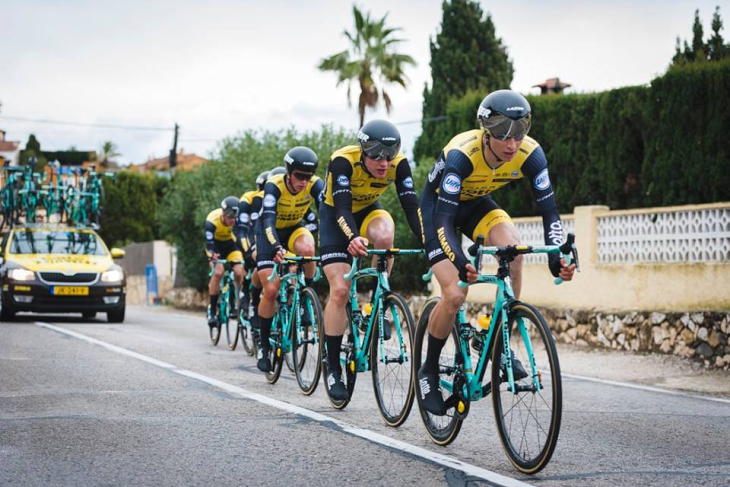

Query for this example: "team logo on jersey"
[337,175,349,186]
[442,174,462,195]
[534,169,551,191]
[511,170,519,177]
[402,177,414,189]
[205,231,214,240]
[263,194,277,207]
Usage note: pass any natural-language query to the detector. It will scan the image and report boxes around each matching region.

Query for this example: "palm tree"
[99,141,121,168]
[318,6,416,126]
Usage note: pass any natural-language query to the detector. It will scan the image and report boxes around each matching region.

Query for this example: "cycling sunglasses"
[361,139,400,161]
[481,114,532,141]
[291,171,314,181]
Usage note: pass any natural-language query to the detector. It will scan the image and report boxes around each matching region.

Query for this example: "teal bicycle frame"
[266,256,321,357]
[425,235,577,399]
[342,248,423,373]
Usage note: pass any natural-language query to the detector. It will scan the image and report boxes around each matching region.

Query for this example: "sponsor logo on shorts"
[428,248,444,260]
[257,260,275,268]
[534,169,551,191]
[322,252,349,261]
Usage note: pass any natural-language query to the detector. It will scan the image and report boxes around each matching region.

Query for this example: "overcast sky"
[0,0,723,165]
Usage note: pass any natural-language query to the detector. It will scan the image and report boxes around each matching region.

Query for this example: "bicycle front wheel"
[413,297,463,445]
[221,284,238,350]
[265,321,285,384]
[371,292,415,427]
[293,287,323,395]
[491,302,562,474]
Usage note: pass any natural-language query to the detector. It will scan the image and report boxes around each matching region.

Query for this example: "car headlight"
[8,268,36,281]
[101,269,124,283]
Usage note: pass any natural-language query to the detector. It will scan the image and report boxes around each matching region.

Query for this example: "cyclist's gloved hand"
[548,254,561,278]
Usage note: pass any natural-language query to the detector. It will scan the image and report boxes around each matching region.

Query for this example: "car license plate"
[52,286,89,296]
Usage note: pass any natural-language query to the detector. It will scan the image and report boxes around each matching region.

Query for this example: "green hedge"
[416,58,730,217]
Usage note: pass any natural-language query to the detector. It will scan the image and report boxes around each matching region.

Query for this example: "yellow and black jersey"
[205,208,236,253]
[422,128,562,276]
[323,145,424,243]
[260,174,324,247]
[236,189,263,252]
[324,145,409,212]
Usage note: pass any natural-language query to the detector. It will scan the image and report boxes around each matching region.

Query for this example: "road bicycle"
[208,259,242,347]
[413,234,579,474]
[264,256,323,395]
[321,248,421,427]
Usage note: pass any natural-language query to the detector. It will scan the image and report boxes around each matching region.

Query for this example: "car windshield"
[10,231,107,256]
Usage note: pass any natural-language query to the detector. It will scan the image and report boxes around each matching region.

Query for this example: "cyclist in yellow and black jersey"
[254,147,323,373]
[319,119,425,401]
[204,197,244,329]
[416,90,576,415]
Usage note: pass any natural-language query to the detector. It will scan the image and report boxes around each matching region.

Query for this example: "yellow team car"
[0,225,126,322]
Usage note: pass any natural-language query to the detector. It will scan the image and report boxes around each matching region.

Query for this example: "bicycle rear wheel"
[413,296,464,445]
[240,317,256,356]
[371,292,416,427]
[293,287,323,395]
[491,302,562,474]
[225,284,239,351]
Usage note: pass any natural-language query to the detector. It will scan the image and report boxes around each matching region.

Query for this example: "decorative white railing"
[597,206,730,263]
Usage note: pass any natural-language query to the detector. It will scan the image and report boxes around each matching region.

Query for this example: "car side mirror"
[111,248,126,259]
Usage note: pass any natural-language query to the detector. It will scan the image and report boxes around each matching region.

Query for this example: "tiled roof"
[0,141,19,151]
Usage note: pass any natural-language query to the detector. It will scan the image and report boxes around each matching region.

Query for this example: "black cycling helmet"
[477,89,532,141]
[357,119,401,161]
[220,196,240,218]
[268,166,286,179]
[255,170,270,191]
[283,146,318,174]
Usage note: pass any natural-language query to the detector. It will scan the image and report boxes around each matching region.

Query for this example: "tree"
[99,141,121,167]
[318,5,416,127]
[414,0,514,161]
[672,6,729,65]
[20,134,47,168]
[708,6,727,61]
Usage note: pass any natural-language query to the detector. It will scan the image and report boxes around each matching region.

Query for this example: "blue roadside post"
[145,264,159,305]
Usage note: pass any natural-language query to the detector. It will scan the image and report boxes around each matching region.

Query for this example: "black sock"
[325,334,343,373]
[259,316,273,353]
[252,286,262,308]
[209,294,219,309]
[424,333,447,374]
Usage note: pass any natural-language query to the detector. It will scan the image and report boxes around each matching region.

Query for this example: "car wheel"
[107,306,125,323]
[0,292,16,322]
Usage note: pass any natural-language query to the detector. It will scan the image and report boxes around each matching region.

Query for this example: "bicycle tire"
[293,286,323,396]
[320,304,357,409]
[413,296,464,446]
[265,320,285,384]
[225,281,239,351]
[491,302,562,474]
[240,317,256,356]
[371,292,416,427]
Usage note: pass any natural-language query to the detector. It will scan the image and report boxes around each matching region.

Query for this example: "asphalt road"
[2,306,729,486]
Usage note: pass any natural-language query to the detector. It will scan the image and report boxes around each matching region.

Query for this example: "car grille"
[39,272,99,284]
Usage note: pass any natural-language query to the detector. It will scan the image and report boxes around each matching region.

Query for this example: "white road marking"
[562,372,730,405]
[36,322,533,487]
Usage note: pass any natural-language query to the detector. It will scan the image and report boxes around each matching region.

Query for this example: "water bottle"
[471,314,491,354]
